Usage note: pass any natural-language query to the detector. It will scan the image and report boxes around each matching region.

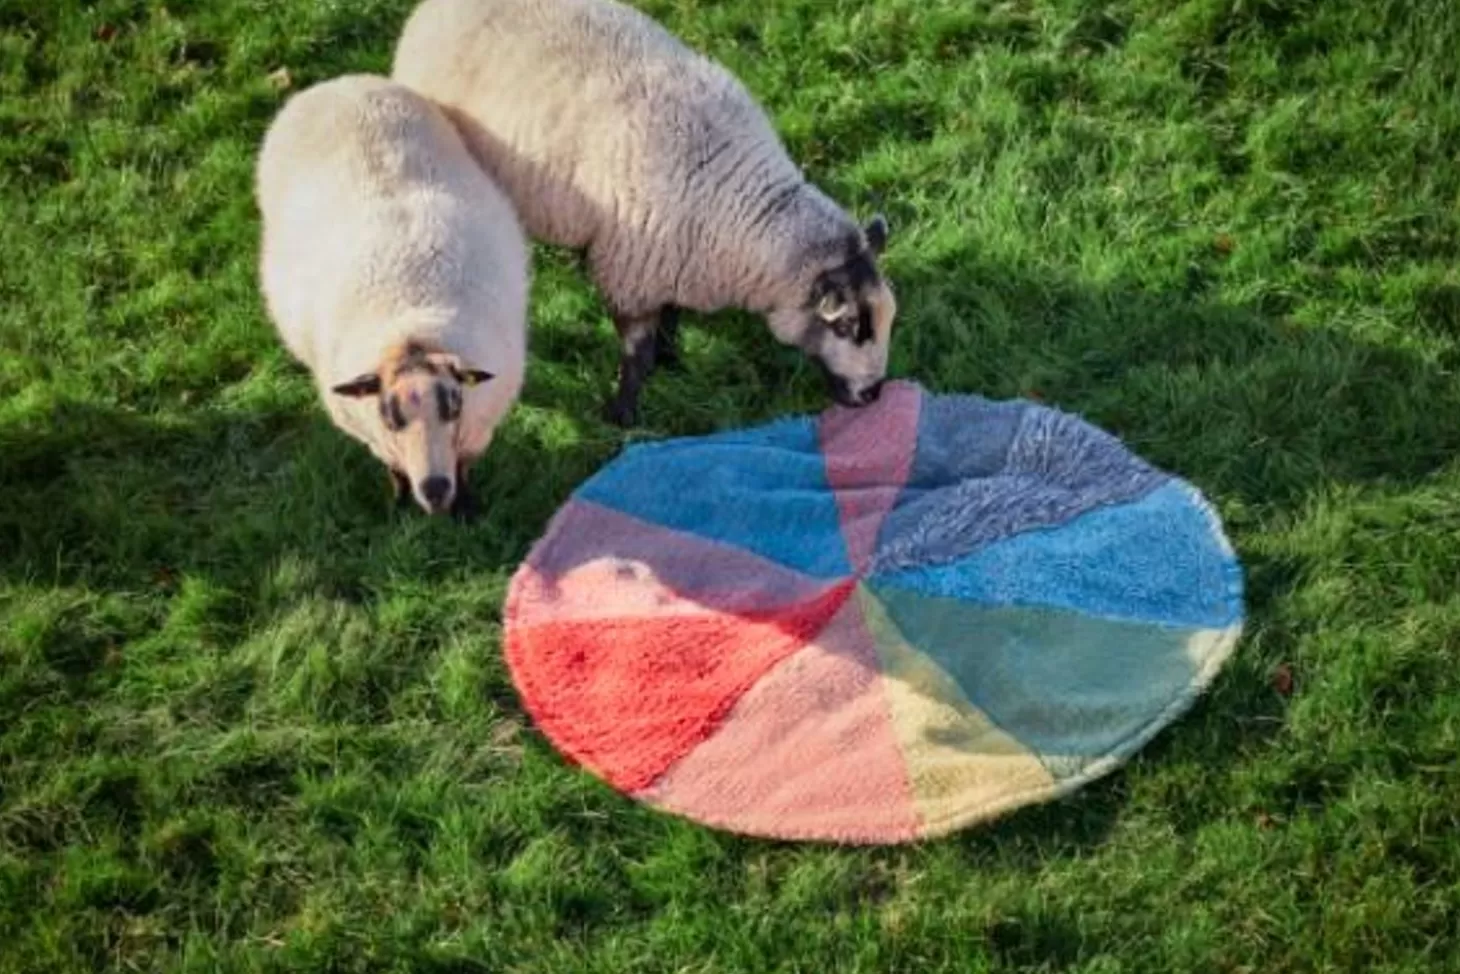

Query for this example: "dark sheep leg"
[656,305,684,372]
[604,310,658,427]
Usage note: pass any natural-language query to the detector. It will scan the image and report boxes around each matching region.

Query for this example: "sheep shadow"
[0,384,608,603]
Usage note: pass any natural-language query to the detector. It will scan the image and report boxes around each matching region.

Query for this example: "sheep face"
[767,215,896,408]
[331,341,493,515]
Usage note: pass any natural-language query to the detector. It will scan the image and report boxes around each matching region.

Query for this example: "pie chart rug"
[504,380,1244,844]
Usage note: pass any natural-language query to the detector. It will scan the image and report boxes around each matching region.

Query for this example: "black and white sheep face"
[769,216,896,408]
[332,349,493,515]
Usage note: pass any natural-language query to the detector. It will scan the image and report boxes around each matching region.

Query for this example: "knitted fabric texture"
[504,380,1245,844]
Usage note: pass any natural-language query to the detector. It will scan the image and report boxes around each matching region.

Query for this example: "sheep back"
[392,0,844,320]
[255,73,529,467]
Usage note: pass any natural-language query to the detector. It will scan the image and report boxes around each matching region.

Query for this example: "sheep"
[391,0,898,427]
[255,73,529,518]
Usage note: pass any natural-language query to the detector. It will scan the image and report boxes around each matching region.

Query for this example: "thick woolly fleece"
[255,74,530,470]
[504,381,1246,844]
[391,0,867,319]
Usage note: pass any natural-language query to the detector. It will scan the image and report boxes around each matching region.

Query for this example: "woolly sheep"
[255,73,529,518]
[391,0,898,426]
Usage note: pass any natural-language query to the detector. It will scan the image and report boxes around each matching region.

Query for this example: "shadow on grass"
[882,245,1460,503]
[0,390,609,604]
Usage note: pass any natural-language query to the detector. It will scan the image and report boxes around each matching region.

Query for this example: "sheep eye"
[816,291,848,322]
[435,383,464,423]
[380,394,408,432]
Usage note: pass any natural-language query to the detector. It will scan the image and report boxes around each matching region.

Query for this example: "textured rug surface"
[504,381,1245,843]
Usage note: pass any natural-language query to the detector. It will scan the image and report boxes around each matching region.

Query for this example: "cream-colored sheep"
[391,0,897,426]
[256,73,529,518]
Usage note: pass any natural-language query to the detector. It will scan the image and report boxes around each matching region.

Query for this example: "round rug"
[504,380,1244,843]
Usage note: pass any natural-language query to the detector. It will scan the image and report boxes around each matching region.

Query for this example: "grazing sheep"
[255,73,529,518]
[391,0,898,426]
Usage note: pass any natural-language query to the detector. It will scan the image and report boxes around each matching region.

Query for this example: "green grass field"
[4,0,1459,970]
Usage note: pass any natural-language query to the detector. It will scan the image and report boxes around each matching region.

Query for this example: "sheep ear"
[865,214,889,255]
[456,368,495,388]
[331,373,382,398]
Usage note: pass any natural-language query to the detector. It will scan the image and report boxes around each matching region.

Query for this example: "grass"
[3,0,1459,969]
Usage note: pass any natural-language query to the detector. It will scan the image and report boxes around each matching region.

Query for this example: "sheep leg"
[450,458,480,523]
[656,305,684,372]
[604,312,658,427]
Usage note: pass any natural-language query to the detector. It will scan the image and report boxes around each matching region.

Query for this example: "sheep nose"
[857,380,885,405]
[420,476,452,510]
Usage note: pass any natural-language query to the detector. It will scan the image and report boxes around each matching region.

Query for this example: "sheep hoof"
[603,396,638,428]
[656,343,685,373]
